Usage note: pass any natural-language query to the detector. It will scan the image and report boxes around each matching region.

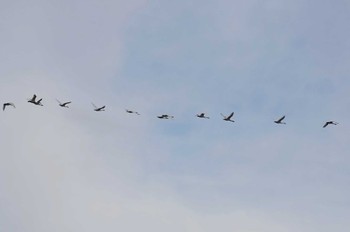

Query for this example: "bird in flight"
[126,109,140,115]
[28,94,43,106]
[323,121,338,128]
[157,114,174,119]
[196,113,209,119]
[92,103,105,112]
[56,99,71,108]
[221,112,235,122]
[3,102,15,111]
[274,115,286,124]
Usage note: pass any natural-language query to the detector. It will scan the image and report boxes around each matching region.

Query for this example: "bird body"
[126,109,140,115]
[3,102,15,111]
[56,99,71,108]
[221,112,234,122]
[92,103,105,111]
[94,106,106,111]
[274,115,286,124]
[157,114,174,119]
[28,94,43,106]
[196,113,209,119]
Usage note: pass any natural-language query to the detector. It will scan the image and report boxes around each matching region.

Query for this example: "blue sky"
[0,0,349,231]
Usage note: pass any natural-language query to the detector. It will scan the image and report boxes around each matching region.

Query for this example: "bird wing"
[63,101,71,105]
[323,122,330,128]
[3,103,16,110]
[56,99,62,104]
[30,94,37,101]
[91,103,98,109]
[277,115,285,123]
[220,113,225,118]
[227,112,234,119]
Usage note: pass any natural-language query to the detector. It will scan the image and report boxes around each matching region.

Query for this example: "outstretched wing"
[91,103,98,109]
[276,115,285,123]
[323,122,330,128]
[227,112,234,119]
[30,94,37,101]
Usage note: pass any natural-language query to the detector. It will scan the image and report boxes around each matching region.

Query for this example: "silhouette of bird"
[221,112,234,122]
[157,114,174,119]
[196,113,209,119]
[28,94,43,106]
[56,99,71,108]
[126,109,140,115]
[92,103,105,112]
[274,115,286,124]
[323,121,338,128]
[3,102,15,111]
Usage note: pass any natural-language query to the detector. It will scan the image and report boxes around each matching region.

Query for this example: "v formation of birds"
[2,94,339,128]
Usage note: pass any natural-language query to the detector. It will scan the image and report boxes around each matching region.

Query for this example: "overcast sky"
[1,0,350,231]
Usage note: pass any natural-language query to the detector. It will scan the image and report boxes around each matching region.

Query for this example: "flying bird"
[221,112,235,122]
[28,94,43,106]
[274,115,286,124]
[323,121,338,128]
[157,114,174,119]
[126,109,140,115]
[196,113,209,119]
[92,103,106,112]
[56,99,71,108]
[3,102,15,111]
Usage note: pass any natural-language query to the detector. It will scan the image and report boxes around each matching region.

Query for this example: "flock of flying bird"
[2,94,339,128]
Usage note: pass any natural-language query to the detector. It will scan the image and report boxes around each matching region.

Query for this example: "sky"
[0,0,349,231]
